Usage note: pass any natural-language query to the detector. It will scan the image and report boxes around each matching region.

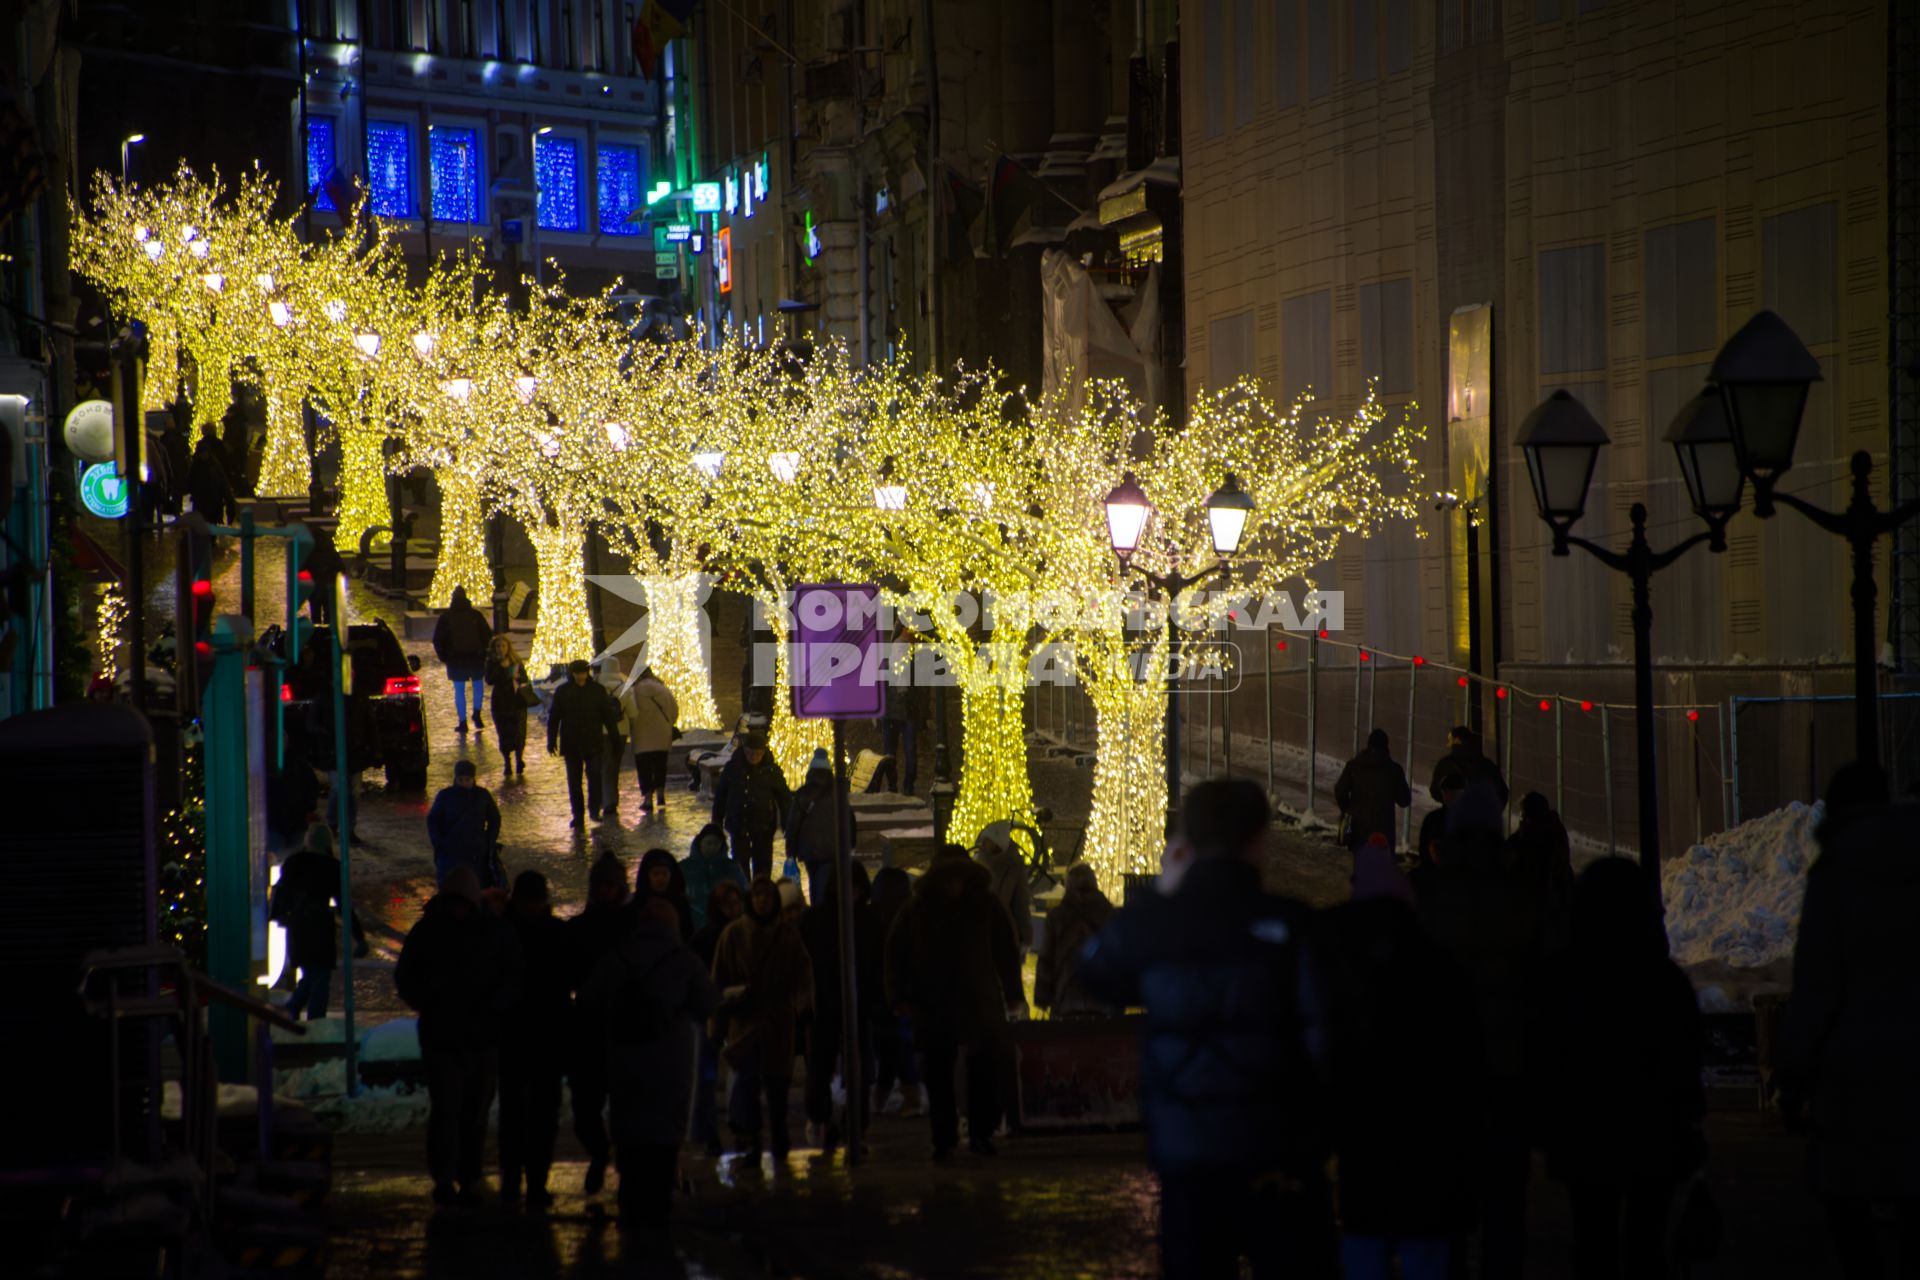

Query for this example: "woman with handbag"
[711,875,813,1160]
[486,635,535,776]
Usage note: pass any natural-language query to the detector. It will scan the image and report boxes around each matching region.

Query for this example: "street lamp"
[1713,309,1918,769]
[121,133,145,187]
[1516,387,1737,895]
[1103,471,1256,836]
[873,457,908,511]
[768,451,800,482]
[693,445,725,480]
[353,330,382,359]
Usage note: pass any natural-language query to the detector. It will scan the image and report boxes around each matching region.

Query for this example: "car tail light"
[383,676,421,698]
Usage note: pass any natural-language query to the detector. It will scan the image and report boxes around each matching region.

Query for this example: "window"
[1358,278,1414,395]
[1307,0,1330,100]
[1761,203,1837,346]
[598,142,645,236]
[1273,0,1299,108]
[1233,0,1256,127]
[1282,289,1333,410]
[1644,218,1717,357]
[366,120,413,218]
[562,1,578,68]
[430,125,481,223]
[497,1,513,59]
[1538,244,1606,375]
[535,133,582,231]
[1209,311,1256,388]
[306,114,338,211]
[1203,0,1226,137]
[1353,0,1377,82]
[1385,0,1410,74]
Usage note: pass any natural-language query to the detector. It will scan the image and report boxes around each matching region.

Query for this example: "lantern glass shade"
[1708,310,1821,478]
[1104,472,1153,560]
[1665,388,1746,518]
[1205,473,1255,558]
[268,300,293,328]
[411,332,438,358]
[353,331,382,358]
[201,273,224,293]
[693,448,724,480]
[604,422,629,450]
[969,481,995,511]
[1517,390,1610,523]
[768,451,800,482]
[439,377,473,401]
[873,482,909,511]
[143,240,164,261]
[514,375,538,404]
[255,272,274,293]
[323,300,346,323]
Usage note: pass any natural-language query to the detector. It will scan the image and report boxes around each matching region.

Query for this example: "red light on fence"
[280,683,293,703]
[1539,699,1553,712]
[1228,610,1238,621]
[1318,628,1328,639]
[1687,709,1701,722]
[194,640,212,656]
[1457,675,1469,688]
[1580,700,1593,712]
[296,569,313,584]
[1494,686,1506,699]
[191,579,213,598]
[1275,639,1288,651]
[1359,650,1370,662]
[1413,655,1425,666]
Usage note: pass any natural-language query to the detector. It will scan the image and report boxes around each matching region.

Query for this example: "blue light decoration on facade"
[430,125,480,223]
[597,142,643,236]
[536,134,581,232]
[367,120,413,218]
[307,115,338,211]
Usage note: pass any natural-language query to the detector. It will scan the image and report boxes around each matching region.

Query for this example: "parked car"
[267,618,429,790]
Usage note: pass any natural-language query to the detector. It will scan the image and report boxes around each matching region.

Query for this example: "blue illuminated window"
[536,134,581,231]
[430,125,481,223]
[307,115,338,211]
[367,120,413,218]
[597,143,644,236]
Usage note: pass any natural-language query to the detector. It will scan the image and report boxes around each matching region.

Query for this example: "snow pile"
[273,1061,432,1134]
[1662,801,1819,970]
[360,1017,421,1062]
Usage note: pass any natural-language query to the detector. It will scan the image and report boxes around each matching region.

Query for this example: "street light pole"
[120,134,144,187]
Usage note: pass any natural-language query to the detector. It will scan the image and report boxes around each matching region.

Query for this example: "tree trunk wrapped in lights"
[945,627,1041,847]
[1074,627,1173,892]
[331,402,392,554]
[527,515,593,672]
[255,377,310,497]
[427,468,494,608]
[142,327,177,414]
[760,592,831,776]
[637,572,723,730]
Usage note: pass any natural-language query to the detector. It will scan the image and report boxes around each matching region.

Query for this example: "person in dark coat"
[688,879,746,1154]
[885,844,1023,1160]
[547,658,619,827]
[1034,863,1115,1018]
[304,534,344,626]
[265,762,321,855]
[1777,765,1920,1280]
[712,731,792,878]
[157,419,192,517]
[874,650,926,794]
[1334,728,1414,852]
[1508,791,1575,948]
[799,862,884,1149]
[269,824,365,1019]
[187,436,235,526]
[712,875,813,1158]
[683,823,748,932]
[431,586,494,735]
[394,867,524,1206]
[564,852,634,1196]
[1078,780,1336,1279]
[1427,724,1509,807]
[868,866,923,1116]
[1537,857,1706,1280]
[581,895,718,1230]
[635,846,695,943]
[498,871,570,1210]
[1319,842,1479,1280]
[786,748,856,900]
[426,759,502,888]
[485,634,532,775]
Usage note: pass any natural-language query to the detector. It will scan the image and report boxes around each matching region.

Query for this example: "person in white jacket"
[594,659,638,816]
[626,666,680,816]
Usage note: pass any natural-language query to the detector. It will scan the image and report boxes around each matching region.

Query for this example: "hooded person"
[187,435,236,526]
[580,894,718,1229]
[635,846,695,943]
[1034,863,1115,1018]
[268,823,367,1020]
[711,730,792,878]
[427,759,504,888]
[562,852,634,1196]
[498,871,570,1209]
[785,747,856,901]
[394,865,525,1206]
[711,874,814,1158]
[972,821,1034,957]
[432,586,495,735]
[593,658,635,815]
[1334,728,1414,852]
[886,844,1023,1159]
[682,822,749,932]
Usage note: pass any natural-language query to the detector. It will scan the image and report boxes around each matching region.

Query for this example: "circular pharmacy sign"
[64,399,116,463]
[79,462,130,519]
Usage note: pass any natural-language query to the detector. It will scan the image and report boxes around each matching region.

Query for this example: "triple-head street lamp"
[1104,471,1255,835]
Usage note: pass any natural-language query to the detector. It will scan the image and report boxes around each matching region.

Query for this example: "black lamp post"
[1105,471,1254,837]
[1517,388,1740,892]
[1712,309,1920,771]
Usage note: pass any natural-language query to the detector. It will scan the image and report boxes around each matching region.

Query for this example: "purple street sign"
[791,583,887,720]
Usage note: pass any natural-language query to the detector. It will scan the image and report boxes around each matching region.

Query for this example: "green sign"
[79,462,129,519]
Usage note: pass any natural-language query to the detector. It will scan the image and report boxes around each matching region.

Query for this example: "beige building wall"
[1181,0,1887,669]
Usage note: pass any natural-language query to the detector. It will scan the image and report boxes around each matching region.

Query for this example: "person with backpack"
[498,871,570,1210]
[427,760,503,889]
[786,748,856,902]
[432,586,494,736]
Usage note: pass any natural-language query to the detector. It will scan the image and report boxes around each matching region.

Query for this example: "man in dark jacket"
[269,824,366,1019]
[1334,728,1413,851]
[712,730,792,878]
[187,436,235,526]
[547,658,619,827]
[886,844,1023,1160]
[394,867,524,1206]
[431,586,494,735]
[799,862,884,1149]
[426,760,502,887]
[786,747,856,900]
[1079,779,1337,1279]
[1427,724,1509,807]
[498,871,570,1210]
[563,853,634,1195]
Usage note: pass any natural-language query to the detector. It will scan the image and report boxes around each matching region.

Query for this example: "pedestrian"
[627,664,680,815]
[1078,780,1338,1279]
[485,635,532,776]
[799,862,884,1151]
[564,852,635,1197]
[431,586,494,736]
[711,730,791,878]
[1508,791,1575,945]
[972,821,1034,957]
[594,658,634,816]
[1334,728,1413,851]
[499,871,569,1211]
[265,761,320,856]
[1537,857,1707,1280]
[580,894,718,1232]
[1034,863,1115,1018]
[683,822,748,933]
[426,759,503,889]
[547,658,620,828]
[635,846,695,943]
[1319,842,1479,1280]
[187,435,235,525]
[268,824,366,1020]
[688,879,747,1155]
[1778,764,1920,1280]
[885,844,1023,1160]
[778,876,806,925]
[786,747,856,901]
[874,636,925,794]
[868,866,923,1117]
[711,875,813,1159]
[1427,724,1509,807]
[305,534,344,627]
[394,866,524,1206]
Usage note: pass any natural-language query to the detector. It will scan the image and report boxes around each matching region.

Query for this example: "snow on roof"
[1097,155,1183,205]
